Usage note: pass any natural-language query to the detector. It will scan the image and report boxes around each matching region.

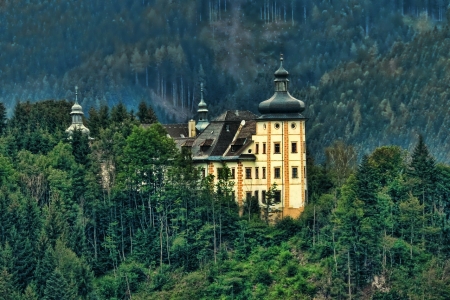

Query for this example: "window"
[274,167,281,179]
[255,143,259,154]
[274,123,280,129]
[262,167,266,179]
[255,167,259,179]
[274,143,280,154]
[262,190,266,204]
[291,142,298,153]
[231,168,236,179]
[246,192,252,201]
[303,141,306,153]
[245,168,252,179]
[201,168,206,178]
[292,167,298,178]
[304,166,306,178]
[274,191,281,203]
[262,143,266,154]
[254,191,259,202]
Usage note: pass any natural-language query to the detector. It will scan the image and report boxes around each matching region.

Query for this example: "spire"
[66,85,90,137]
[196,82,210,132]
[75,85,79,104]
[274,53,289,80]
[258,55,305,117]
[199,82,207,108]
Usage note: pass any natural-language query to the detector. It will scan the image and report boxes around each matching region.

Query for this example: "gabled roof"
[224,119,256,157]
[161,123,190,138]
[188,111,257,161]
[213,110,257,122]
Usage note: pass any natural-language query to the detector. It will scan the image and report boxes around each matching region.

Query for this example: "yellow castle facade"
[164,56,307,219]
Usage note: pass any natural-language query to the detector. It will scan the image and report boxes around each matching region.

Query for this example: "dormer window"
[230,138,246,153]
[200,139,214,151]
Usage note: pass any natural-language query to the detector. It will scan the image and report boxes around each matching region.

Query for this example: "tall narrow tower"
[195,82,210,132]
[254,55,307,218]
[65,86,90,136]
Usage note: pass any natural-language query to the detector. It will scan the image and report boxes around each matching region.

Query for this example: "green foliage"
[1,95,450,298]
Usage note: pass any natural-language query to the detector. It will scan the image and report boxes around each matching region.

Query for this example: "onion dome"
[258,55,305,117]
[66,86,90,136]
[196,82,210,132]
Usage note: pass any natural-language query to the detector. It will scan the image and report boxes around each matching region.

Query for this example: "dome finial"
[200,82,204,102]
[75,86,79,104]
[196,81,209,132]
[280,53,284,66]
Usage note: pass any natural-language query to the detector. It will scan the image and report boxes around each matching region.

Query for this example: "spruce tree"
[0,102,6,135]
[137,101,157,124]
[43,268,76,300]
[33,247,56,298]
[408,135,436,206]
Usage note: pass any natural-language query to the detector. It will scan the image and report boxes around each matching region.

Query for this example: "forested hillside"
[0,101,450,299]
[304,26,450,162]
[0,0,439,120]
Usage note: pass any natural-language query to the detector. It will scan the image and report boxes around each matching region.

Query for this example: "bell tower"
[253,55,307,218]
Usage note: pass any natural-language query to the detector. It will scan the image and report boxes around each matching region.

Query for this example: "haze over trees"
[2,0,450,160]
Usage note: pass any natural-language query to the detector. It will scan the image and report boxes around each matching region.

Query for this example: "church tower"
[253,55,307,218]
[65,86,90,136]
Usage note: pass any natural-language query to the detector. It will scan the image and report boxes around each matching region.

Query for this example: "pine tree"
[137,101,157,124]
[22,283,39,300]
[355,155,391,285]
[33,247,56,298]
[0,268,18,300]
[408,135,436,207]
[0,102,6,135]
[111,103,129,124]
[71,129,91,167]
[43,268,76,300]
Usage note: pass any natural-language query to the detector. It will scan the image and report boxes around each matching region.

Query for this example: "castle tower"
[253,55,307,218]
[65,86,90,136]
[195,82,210,132]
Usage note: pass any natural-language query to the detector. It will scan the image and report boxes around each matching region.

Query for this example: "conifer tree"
[0,268,18,300]
[137,101,157,124]
[33,247,56,298]
[408,135,436,207]
[111,103,129,124]
[0,102,6,135]
[43,268,76,300]
[71,129,91,167]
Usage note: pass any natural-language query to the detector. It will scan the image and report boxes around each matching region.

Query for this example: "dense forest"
[0,100,450,299]
[2,0,450,160]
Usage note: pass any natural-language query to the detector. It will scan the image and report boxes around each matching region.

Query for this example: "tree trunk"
[348,251,352,299]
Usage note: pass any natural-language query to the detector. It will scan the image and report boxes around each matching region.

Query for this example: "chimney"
[188,119,196,137]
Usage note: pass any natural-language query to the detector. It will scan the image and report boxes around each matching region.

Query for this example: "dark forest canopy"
[2,0,450,160]
[1,100,450,298]
[2,0,450,162]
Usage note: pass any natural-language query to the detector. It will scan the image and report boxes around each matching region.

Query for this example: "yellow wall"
[195,119,307,219]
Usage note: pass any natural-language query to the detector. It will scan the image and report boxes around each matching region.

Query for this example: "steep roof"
[213,110,257,122]
[161,123,190,138]
[188,110,257,161]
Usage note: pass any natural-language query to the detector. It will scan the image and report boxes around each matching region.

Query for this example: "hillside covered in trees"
[3,0,450,160]
[0,101,450,299]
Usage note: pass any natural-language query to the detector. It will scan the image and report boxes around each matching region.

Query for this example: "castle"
[163,56,307,219]
[65,57,307,219]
